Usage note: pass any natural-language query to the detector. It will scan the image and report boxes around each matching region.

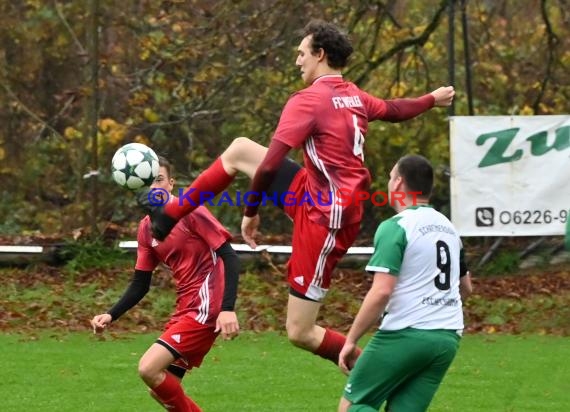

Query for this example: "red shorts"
[284,170,360,301]
[157,316,218,371]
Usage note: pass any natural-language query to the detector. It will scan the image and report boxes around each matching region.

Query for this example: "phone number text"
[498,209,567,225]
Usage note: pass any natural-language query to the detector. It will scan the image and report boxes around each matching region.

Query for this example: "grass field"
[1,332,568,411]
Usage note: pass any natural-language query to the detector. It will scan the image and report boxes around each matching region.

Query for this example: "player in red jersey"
[139,20,454,366]
[91,156,240,412]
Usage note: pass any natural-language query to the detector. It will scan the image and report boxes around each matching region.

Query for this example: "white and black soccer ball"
[111,143,159,190]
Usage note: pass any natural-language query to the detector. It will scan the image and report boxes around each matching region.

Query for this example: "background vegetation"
[2,248,569,336]
[1,0,568,239]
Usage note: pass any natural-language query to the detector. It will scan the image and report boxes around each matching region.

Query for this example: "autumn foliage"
[0,0,569,239]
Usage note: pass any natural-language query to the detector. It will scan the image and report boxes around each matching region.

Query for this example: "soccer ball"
[111,143,159,190]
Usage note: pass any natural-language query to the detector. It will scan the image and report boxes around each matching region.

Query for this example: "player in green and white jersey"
[338,155,472,412]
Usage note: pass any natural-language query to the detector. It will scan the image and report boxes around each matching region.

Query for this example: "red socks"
[165,157,235,219]
[152,372,201,412]
[314,328,361,365]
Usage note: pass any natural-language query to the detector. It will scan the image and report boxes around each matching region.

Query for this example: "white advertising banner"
[450,116,569,236]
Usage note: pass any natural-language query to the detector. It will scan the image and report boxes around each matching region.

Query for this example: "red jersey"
[135,204,232,327]
[272,75,429,228]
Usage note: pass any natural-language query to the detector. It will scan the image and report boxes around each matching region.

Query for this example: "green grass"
[0,332,568,411]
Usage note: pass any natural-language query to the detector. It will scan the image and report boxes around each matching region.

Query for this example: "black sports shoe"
[136,187,178,240]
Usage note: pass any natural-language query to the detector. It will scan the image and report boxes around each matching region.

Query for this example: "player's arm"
[345,272,397,345]
[338,272,397,374]
[215,241,241,340]
[91,222,158,333]
[459,247,473,301]
[217,241,240,311]
[366,86,454,122]
[339,218,405,374]
[565,210,570,250]
[90,269,152,333]
[107,269,152,321]
[384,86,455,120]
[382,94,434,121]
[460,272,473,301]
[241,139,291,248]
[243,139,292,218]
[191,210,242,339]
[243,92,313,219]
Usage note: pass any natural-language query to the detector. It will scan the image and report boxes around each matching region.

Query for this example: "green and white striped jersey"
[366,205,465,332]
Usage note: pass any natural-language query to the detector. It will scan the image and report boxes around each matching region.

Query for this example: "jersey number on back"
[352,115,365,161]
[435,240,451,290]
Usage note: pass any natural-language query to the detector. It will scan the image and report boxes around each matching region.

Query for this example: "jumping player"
[139,20,455,366]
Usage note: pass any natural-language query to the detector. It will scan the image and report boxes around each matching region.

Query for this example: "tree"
[0,0,568,238]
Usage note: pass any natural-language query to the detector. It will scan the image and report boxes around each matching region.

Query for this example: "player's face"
[296,35,321,84]
[151,166,174,196]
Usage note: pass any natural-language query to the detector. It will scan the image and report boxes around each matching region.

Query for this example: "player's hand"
[215,311,240,340]
[241,214,260,249]
[430,86,455,107]
[90,313,112,334]
[338,342,359,375]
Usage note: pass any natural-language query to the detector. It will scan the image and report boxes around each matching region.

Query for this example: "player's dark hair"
[157,155,174,179]
[301,19,353,69]
[396,155,433,198]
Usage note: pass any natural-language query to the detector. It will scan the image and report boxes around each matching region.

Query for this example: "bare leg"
[138,343,175,388]
[138,344,200,411]
[285,294,326,351]
[286,293,356,365]
[148,137,270,239]
[219,137,268,178]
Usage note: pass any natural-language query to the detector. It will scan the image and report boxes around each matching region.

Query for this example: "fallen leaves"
[1,253,569,336]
